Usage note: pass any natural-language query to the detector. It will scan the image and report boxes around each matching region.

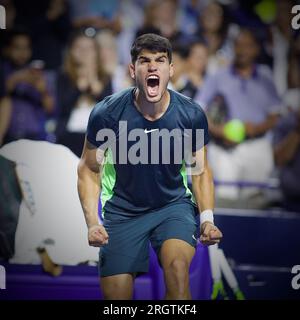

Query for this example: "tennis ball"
[254,0,276,24]
[223,119,246,143]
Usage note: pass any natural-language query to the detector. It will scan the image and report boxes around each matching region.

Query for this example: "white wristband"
[200,209,214,226]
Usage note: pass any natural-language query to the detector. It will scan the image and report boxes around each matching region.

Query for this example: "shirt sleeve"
[191,106,210,152]
[194,74,219,111]
[86,102,109,148]
[264,76,283,115]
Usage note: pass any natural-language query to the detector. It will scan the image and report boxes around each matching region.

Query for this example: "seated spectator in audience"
[0,28,55,146]
[282,32,300,114]
[273,108,300,212]
[273,35,300,212]
[180,40,208,99]
[178,0,206,37]
[96,29,132,94]
[268,0,296,96]
[12,0,71,70]
[135,0,161,38]
[196,1,235,75]
[135,0,184,43]
[196,29,282,206]
[56,30,112,157]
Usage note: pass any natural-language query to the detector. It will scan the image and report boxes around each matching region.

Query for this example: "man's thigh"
[150,201,199,261]
[99,213,152,277]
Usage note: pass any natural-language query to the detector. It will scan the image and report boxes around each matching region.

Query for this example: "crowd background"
[0,0,299,211]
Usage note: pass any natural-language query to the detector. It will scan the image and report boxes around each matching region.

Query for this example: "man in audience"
[196,29,282,206]
[273,107,300,212]
[0,28,55,146]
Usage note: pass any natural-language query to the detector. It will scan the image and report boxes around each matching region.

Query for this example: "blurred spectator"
[69,0,121,34]
[0,28,55,146]
[136,0,184,43]
[273,109,300,212]
[13,0,71,70]
[180,40,208,99]
[273,31,300,212]
[0,0,16,54]
[96,29,133,94]
[196,1,235,75]
[178,0,208,37]
[168,42,188,92]
[196,29,282,205]
[55,30,112,157]
[135,0,161,37]
[283,32,300,108]
[268,0,297,96]
[116,0,145,65]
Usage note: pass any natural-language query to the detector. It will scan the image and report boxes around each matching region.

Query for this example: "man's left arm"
[191,146,223,245]
[245,113,280,138]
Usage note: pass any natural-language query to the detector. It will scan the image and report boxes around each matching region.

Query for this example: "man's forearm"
[250,114,279,137]
[191,165,215,213]
[77,160,101,228]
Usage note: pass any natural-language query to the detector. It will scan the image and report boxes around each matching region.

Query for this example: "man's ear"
[129,63,135,80]
[169,62,174,78]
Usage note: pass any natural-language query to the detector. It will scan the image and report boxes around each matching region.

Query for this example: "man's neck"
[234,64,255,79]
[134,88,170,121]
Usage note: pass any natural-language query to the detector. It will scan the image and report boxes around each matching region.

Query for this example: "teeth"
[147,75,159,80]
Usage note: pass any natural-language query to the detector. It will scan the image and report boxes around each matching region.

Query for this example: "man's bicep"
[81,138,104,173]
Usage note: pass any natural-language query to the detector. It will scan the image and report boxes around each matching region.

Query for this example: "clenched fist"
[88,225,109,247]
[200,222,223,246]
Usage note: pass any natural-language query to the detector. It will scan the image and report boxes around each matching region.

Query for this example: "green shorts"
[98,201,200,277]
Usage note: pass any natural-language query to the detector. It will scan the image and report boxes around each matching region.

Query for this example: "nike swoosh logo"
[144,128,159,134]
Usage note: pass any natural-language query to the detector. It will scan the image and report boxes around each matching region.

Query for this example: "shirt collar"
[230,64,258,79]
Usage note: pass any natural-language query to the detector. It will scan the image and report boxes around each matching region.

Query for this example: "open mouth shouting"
[146,74,160,97]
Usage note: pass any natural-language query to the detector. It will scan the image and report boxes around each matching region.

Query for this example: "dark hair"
[4,26,31,47]
[171,41,189,59]
[130,33,172,64]
[234,28,260,46]
[186,38,208,57]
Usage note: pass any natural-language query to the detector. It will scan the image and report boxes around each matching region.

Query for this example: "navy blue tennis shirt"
[86,88,209,216]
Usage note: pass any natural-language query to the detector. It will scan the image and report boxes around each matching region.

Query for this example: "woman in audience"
[0,28,55,146]
[96,29,132,94]
[180,40,209,99]
[196,1,235,75]
[56,30,112,157]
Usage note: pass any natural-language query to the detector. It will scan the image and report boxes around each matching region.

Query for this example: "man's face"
[129,50,174,103]
[9,35,32,67]
[234,32,259,68]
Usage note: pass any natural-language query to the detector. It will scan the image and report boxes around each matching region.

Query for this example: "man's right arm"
[77,138,109,247]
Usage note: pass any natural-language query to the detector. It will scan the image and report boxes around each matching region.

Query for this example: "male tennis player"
[77,33,222,300]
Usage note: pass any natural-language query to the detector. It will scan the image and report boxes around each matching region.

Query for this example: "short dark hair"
[130,33,172,64]
[234,28,259,46]
[4,26,31,48]
[171,41,189,59]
